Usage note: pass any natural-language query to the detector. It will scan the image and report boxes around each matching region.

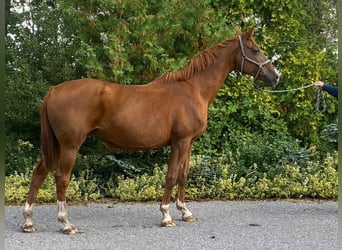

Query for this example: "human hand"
[314,81,324,88]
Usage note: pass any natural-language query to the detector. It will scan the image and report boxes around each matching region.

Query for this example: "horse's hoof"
[20,223,36,233]
[62,225,78,235]
[183,215,196,222]
[161,220,176,227]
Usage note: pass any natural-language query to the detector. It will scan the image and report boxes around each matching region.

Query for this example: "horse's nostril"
[274,69,281,81]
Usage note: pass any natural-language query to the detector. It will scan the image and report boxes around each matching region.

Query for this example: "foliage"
[5,0,337,202]
[106,151,338,201]
[6,0,337,147]
[5,139,39,175]
[5,152,337,203]
[5,169,101,204]
[213,0,338,143]
[109,167,167,201]
[319,123,338,149]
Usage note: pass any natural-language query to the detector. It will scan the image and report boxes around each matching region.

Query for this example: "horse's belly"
[93,123,170,150]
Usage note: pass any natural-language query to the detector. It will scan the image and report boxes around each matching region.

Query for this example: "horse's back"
[48,78,111,97]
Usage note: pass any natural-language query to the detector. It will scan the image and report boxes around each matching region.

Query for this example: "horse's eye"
[251,48,260,55]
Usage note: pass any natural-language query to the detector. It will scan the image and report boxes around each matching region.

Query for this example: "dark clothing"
[322,84,338,98]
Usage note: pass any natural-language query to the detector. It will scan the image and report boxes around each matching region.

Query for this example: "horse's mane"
[159,38,235,83]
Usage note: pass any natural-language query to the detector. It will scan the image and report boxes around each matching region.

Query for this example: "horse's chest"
[173,107,208,138]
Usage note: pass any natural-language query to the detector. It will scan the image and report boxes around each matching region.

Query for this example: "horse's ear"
[236,28,242,36]
[246,26,255,39]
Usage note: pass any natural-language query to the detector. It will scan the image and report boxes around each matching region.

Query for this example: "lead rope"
[256,83,326,114]
[255,83,315,93]
[315,88,326,113]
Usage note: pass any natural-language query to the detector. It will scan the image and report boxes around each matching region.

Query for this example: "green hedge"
[5,152,337,204]
[5,0,337,204]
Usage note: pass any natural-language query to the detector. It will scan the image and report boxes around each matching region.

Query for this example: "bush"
[109,167,168,201]
[5,151,337,203]
[318,123,338,156]
[5,170,102,204]
[72,146,170,190]
[5,139,40,175]
[108,151,337,201]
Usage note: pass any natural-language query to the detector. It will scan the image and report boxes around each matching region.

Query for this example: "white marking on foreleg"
[160,204,175,227]
[20,202,35,232]
[57,200,78,234]
[176,199,195,222]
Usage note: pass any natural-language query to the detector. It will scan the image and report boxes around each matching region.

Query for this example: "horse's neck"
[196,43,238,104]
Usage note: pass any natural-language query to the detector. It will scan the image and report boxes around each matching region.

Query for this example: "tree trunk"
[5,0,10,33]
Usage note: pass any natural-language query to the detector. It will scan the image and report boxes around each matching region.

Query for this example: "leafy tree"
[5,0,337,178]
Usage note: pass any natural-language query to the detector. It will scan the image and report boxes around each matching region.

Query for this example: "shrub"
[5,170,101,204]
[107,151,338,201]
[110,167,168,201]
[318,123,338,156]
[5,139,40,175]
[5,146,337,203]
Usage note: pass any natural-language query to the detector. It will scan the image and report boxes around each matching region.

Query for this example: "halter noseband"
[238,35,271,84]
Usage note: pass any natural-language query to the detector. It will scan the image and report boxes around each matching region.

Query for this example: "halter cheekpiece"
[238,35,271,84]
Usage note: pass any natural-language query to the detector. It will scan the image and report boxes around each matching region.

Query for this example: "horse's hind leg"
[55,147,78,234]
[21,160,49,233]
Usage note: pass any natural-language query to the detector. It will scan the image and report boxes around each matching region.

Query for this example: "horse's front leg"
[160,140,192,227]
[56,200,77,234]
[176,143,195,222]
[160,147,178,227]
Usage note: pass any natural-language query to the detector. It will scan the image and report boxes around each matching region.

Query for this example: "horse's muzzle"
[265,69,280,87]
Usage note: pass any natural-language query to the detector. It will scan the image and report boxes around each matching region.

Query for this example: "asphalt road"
[5,200,337,250]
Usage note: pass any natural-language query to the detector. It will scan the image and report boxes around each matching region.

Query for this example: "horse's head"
[236,28,280,87]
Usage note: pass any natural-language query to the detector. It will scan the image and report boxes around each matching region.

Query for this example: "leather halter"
[238,35,271,84]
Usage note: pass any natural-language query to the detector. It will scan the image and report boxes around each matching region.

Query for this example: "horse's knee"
[177,175,187,186]
[165,175,177,188]
[56,178,70,196]
[56,177,69,188]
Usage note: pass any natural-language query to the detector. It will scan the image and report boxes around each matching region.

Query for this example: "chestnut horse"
[21,28,279,234]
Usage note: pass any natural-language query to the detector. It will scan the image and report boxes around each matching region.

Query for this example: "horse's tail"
[40,90,59,173]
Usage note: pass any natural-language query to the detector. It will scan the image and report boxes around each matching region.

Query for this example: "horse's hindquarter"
[45,79,109,143]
